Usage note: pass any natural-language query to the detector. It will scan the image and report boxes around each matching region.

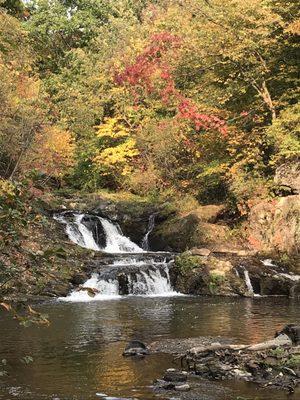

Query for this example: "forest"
[0,1,299,399]
[1,0,299,205]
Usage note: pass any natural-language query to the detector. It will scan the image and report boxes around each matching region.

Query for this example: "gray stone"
[274,160,300,194]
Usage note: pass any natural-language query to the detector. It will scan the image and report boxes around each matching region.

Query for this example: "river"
[0,296,299,400]
[0,212,299,400]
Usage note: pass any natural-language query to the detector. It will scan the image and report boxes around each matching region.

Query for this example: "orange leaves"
[24,126,76,178]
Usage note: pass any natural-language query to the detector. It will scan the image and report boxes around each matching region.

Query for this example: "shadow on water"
[0,295,299,400]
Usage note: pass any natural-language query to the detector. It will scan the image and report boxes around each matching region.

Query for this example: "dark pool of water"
[0,296,299,400]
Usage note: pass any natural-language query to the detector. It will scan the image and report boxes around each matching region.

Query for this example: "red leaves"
[114,31,227,135]
[178,99,228,135]
[114,32,181,97]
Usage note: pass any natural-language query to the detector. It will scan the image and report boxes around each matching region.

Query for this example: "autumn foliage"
[0,0,299,206]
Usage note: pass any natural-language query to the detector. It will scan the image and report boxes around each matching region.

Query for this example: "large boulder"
[247,195,300,255]
[274,160,300,194]
[149,205,244,252]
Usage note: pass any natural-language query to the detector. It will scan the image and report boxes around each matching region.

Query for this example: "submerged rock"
[123,340,150,357]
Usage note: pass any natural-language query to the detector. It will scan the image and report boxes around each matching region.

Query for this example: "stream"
[0,212,299,400]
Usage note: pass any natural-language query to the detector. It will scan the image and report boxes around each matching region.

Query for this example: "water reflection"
[0,296,299,400]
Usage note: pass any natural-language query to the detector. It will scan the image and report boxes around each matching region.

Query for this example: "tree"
[0,9,44,180]
[0,0,24,17]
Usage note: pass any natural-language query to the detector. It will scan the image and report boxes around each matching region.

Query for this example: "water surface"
[0,296,299,400]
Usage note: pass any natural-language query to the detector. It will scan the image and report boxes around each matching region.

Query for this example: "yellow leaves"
[93,118,139,178]
[43,127,75,163]
[94,138,139,175]
[16,76,40,100]
[0,179,15,198]
[96,117,129,138]
[196,163,227,179]
[285,19,300,35]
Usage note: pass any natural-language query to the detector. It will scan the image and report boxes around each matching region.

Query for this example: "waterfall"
[99,217,143,253]
[141,213,156,251]
[243,268,254,295]
[61,262,180,302]
[261,259,300,282]
[54,212,143,253]
[54,211,181,301]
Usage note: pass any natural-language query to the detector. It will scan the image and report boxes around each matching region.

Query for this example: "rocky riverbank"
[172,251,300,298]
[1,186,299,303]
[151,325,300,397]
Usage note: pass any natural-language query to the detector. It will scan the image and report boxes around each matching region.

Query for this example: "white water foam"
[243,269,254,295]
[54,213,143,253]
[99,217,143,253]
[262,259,277,267]
[61,274,120,302]
[55,212,181,301]
[128,268,180,297]
[279,273,300,282]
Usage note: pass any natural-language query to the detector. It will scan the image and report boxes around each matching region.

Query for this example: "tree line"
[0,0,299,212]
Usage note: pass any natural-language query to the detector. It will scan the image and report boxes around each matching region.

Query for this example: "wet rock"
[154,379,175,390]
[81,215,106,248]
[117,273,129,295]
[122,340,150,357]
[43,282,72,297]
[276,324,300,345]
[184,327,300,392]
[173,251,300,298]
[69,273,87,286]
[163,369,188,383]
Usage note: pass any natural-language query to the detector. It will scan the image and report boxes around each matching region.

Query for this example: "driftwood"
[188,334,292,357]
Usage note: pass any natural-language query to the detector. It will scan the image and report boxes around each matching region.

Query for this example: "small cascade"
[63,274,120,302]
[54,213,100,250]
[141,213,156,251]
[62,262,179,302]
[54,211,181,301]
[99,217,143,253]
[54,212,143,253]
[243,268,254,295]
[261,259,300,282]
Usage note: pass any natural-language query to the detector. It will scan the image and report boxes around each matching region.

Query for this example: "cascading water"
[54,212,144,253]
[262,259,300,282]
[243,268,254,295]
[54,211,180,301]
[141,213,156,251]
